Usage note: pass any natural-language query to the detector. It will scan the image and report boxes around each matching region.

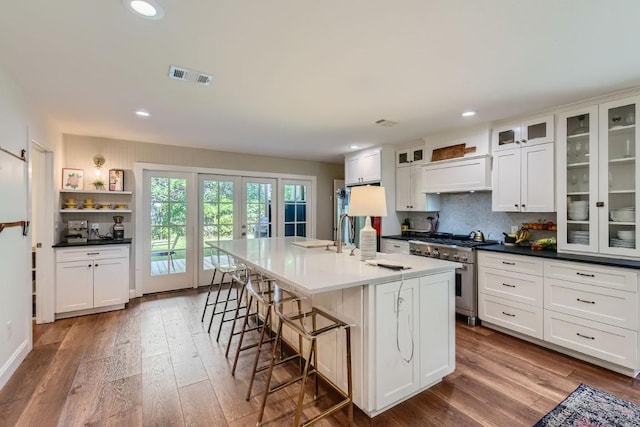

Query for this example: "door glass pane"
[246,182,272,239]
[565,113,591,246]
[607,103,636,250]
[151,177,187,275]
[527,122,546,140]
[284,183,307,237]
[498,129,516,147]
[202,178,236,271]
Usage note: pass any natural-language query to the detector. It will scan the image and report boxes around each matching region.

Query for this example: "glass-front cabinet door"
[557,106,599,253]
[598,96,639,256]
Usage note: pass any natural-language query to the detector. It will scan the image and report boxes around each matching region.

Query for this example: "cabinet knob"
[521,139,527,143]
[94,264,99,267]
[87,264,92,268]
[514,204,519,208]
[515,140,520,144]
[521,204,526,208]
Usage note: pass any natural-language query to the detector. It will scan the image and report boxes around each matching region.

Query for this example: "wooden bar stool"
[256,289,354,427]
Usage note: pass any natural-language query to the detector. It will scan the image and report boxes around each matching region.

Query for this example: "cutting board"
[431,144,477,162]
[291,240,335,248]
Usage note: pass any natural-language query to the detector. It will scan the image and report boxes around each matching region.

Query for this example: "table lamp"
[348,185,387,261]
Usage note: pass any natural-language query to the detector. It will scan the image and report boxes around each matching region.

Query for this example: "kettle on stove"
[469,230,485,242]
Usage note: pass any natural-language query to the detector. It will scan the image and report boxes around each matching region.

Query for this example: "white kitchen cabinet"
[374,272,455,411]
[419,272,455,388]
[491,114,554,153]
[557,96,640,256]
[345,148,381,185]
[55,245,130,315]
[375,278,420,410]
[395,163,440,211]
[396,145,425,167]
[478,251,640,376]
[380,238,409,254]
[478,252,544,339]
[492,142,555,212]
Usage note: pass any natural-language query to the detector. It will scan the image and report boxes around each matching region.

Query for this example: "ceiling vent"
[374,119,398,127]
[168,65,212,86]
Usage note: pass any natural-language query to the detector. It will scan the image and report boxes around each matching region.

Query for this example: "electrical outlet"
[511,225,519,234]
[91,223,99,231]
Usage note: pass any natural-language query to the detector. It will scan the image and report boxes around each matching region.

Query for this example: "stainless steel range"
[408,233,496,326]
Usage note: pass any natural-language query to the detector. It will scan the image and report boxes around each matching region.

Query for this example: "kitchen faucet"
[336,212,352,254]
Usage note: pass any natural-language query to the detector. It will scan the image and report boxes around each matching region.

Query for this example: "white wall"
[0,65,61,389]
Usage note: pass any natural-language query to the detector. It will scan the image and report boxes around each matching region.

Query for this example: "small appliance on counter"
[112,216,125,240]
[66,220,89,243]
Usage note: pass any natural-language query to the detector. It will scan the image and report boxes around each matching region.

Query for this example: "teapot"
[469,230,485,242]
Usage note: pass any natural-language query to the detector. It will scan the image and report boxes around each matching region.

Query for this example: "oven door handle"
[456,264,468,271]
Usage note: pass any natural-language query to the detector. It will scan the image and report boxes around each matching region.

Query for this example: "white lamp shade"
[348,185,387,217]
[348,185,387,261]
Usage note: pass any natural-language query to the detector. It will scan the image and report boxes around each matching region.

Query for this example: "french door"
[197,176,276,285]
[143,171,195,293]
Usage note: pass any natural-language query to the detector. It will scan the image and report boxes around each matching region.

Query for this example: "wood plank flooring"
[2,288,640,426]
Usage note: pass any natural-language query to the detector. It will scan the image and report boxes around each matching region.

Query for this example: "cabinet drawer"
[56,245,128,262]
[544,310,638,369]
[381,239,409,254]
[544,278,638,330]
[478,267,543,307]
[544,260,638,292]
[477,252,544,276]
[478,293,543,339]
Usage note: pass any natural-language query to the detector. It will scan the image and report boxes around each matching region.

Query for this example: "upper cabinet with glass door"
[599,96,638,256]
[396,145,425,167]
[491,115,554,152]
[557,106,599,253]
[557,95,639,257]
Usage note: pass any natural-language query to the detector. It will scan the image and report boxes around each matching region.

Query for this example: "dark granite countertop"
[381,235,413,241]
[476,243,640,270]
[53,238,132,248]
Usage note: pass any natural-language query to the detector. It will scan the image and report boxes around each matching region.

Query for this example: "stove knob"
[441,252,449,260]
[431,249,440,258]
[452,254,459,261]
[460,254,468,262]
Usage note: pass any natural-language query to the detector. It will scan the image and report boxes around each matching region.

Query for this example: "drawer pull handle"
[502,261,516,265]
[576,298,595,304]
[502,311,516,317]
[87,264,92,268]
[94,264,99,267]
[87,252,100,255]
[576,272,595,278]
[393,245,401,248]
[576,333,595,340]
[502,283,516,288]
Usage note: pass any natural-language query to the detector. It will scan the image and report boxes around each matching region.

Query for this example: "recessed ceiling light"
[349,145,360,149]
[123,0,164,20]
[135,110,151,117]
[461,111,476,117]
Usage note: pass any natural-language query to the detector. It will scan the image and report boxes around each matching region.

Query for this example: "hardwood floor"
[2,288,639,426]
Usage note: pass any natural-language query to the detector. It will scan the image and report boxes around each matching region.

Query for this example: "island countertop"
[216,237,460,295]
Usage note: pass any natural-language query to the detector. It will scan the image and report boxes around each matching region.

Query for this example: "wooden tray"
[431,144,476,162]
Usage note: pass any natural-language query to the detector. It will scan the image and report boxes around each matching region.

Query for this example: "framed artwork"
[62,168,84,190]
[109,169,125,191]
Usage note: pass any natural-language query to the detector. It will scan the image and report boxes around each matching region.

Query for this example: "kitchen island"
[216,237,461,416]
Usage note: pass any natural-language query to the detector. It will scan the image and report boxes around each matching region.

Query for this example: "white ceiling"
[1,1,640,163]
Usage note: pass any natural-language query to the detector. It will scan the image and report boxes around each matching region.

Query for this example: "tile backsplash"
[402,192,557,242]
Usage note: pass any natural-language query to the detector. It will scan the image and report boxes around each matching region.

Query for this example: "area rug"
[535,383,640,426]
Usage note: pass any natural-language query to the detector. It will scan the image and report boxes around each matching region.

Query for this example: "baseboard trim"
[129,289,136,299]
[0,339,30,390]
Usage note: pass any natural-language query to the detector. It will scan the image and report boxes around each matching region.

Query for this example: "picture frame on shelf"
[109,169,124,191]
[62,168,83,190]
